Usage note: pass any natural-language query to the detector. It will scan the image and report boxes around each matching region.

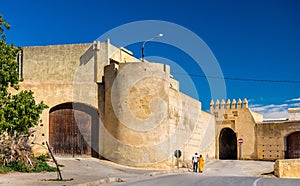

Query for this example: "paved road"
[109,160,300,186]
[1,158,299,186]
[200,160,274,177]
[110,174,300,186]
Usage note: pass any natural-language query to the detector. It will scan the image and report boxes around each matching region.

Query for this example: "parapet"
[288,108,300,121]
[210,98,248,112]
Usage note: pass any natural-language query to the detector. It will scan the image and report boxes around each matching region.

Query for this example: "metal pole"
[142,45,145,62]
[141,34,163,62]
[239,143,242,160]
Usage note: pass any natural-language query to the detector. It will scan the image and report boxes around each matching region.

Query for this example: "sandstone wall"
[211,99,260,159]
[23,44,91,81]
[20,41,139,155]
[20,42,214,168]
[256,121,300,160]
[182,110,215,168]
[101,62,214,168]
[21,43,97,155]
[274,159,300,178]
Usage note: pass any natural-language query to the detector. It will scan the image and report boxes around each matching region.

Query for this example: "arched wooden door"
[49,103,99,157]
[219,128,237,160]
[285,131,300,159]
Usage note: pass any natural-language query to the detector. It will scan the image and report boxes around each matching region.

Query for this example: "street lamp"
[141,33,163,62]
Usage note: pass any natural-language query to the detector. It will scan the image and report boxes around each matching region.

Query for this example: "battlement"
[210,98,248,113]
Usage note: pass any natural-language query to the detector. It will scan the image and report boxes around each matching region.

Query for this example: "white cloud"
[263,111,288,119]
[289,102,300,107]
[249,97,300,120]
[248,104,262,108]
[249,103,289,120]
[285,98,300,102]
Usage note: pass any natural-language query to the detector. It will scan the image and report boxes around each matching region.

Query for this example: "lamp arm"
[141,34,163,62]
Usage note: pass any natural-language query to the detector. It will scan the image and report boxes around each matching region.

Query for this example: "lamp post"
[141,33,163,62]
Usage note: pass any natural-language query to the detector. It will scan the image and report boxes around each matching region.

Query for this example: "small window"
[232,111,238,117]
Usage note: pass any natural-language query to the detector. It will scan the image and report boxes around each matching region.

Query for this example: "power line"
[172,72,300,84]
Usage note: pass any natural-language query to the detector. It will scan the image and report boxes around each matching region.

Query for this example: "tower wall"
[102,62,215,168]
[211,99,260,160]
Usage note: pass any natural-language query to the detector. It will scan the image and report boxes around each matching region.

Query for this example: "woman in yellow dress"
[198,154,204,173]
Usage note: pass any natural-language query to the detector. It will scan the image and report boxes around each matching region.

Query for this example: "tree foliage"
[0,14,48,135]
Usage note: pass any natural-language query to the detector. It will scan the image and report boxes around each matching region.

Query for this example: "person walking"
[198,154,204,173]
[192,153,199,172]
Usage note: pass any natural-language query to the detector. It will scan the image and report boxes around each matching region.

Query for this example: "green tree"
[0,14,48,135]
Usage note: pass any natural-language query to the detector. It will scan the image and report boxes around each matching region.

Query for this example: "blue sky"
[1,0,300,119]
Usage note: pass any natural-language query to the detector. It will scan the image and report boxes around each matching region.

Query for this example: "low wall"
[274,159,300,178]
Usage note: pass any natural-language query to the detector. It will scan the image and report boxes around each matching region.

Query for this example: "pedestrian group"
[192,152,204,173]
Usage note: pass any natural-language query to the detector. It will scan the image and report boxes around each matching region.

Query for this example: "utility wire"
[172,72,300,84]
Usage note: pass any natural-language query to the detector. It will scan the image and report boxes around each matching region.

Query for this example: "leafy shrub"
[0,165,11,174]
[7,161,31,172]
[33,154,57,172]
[0,154,57,173]
[36,154,51,162]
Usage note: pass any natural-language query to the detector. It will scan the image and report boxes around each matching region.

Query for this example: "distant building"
[211,100,300,160]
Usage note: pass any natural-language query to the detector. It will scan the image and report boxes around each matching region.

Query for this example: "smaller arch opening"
[219,128,237,160]
[285,131,300,159]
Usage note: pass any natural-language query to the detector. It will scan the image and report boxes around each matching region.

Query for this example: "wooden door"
[286,131,300,159]
[49,103,96,156]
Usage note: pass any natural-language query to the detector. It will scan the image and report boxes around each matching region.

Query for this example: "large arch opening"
[219,128,237,160]
[49,102,99,157]
[285,131,300,159]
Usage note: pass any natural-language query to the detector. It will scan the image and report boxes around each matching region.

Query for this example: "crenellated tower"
[210,98,249,121]
[210,98,248,112]
[210,98,259,160]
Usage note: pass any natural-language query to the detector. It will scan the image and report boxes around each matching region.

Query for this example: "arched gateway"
[219,128,237,160]
[285,131,300,159]
[49,102,99,157]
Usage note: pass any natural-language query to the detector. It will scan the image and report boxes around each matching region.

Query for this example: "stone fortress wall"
[20,40,138,156]
[101,62,215,167]
[19,40,215,168]
[17,40,300,169]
